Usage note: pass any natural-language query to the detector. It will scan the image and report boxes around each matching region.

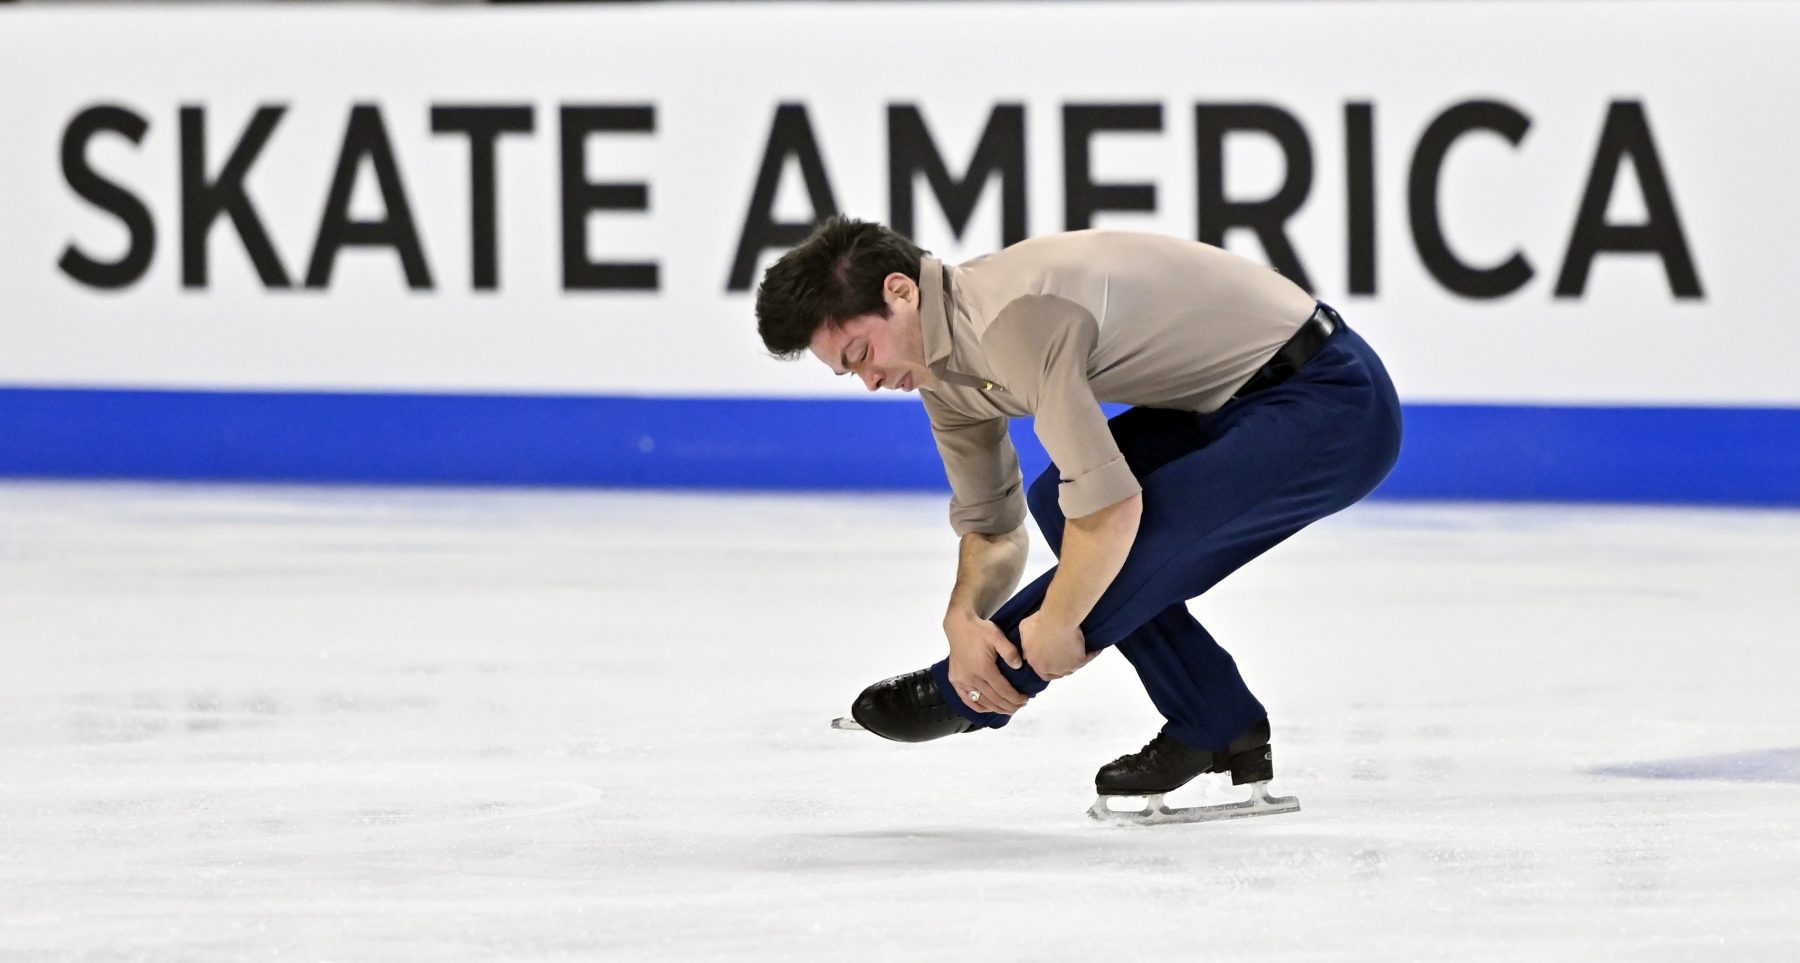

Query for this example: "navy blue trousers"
[929,321,1403,751]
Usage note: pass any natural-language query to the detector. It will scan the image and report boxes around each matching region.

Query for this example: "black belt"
[1230,302,1341,400]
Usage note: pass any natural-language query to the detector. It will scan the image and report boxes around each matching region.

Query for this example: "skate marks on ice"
[769,820,1336,878]
[57,688,436,746]
[7,488,1800,960]
[1589,747,1800,785]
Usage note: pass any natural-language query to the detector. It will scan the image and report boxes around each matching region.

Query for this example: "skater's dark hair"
[755,215,928,360]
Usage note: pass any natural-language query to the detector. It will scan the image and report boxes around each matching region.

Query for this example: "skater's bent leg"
[935,329,1400,732]
[932,411,1223,729]
[931,422,1211,729]
[1075,326,1402,653]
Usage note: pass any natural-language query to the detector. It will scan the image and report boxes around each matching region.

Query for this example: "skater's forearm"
[1039,493,1141,631]
[944,526,1030,621]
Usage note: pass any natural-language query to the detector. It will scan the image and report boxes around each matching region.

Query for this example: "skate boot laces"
[1116,731,1200,769]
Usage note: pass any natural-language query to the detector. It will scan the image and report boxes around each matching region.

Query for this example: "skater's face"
[808,273,940,394]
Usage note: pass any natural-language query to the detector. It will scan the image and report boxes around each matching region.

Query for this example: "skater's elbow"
[1070,492,1141,541]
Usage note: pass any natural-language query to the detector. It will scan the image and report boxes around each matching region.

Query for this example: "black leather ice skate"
[1095,718,1273,794]
[830,668,979,743]
[1089,719,1300,824]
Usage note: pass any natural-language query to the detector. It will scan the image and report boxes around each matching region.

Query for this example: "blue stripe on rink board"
[1,387,1798,505]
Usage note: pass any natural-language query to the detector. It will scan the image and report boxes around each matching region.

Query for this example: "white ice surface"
[1,482,1797,961]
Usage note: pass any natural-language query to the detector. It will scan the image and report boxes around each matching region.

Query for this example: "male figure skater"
[754,217,1401,822]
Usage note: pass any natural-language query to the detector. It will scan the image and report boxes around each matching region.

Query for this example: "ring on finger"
[967,689,981,702]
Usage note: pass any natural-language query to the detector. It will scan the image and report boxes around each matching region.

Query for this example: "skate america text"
[59,99,1701,301]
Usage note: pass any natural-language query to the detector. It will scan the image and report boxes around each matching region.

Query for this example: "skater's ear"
[882,272,916,307]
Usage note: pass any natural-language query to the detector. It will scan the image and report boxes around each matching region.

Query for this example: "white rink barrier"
[0,2,1796,503]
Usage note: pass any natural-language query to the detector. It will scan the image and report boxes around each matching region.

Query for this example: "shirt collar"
[917,257,1002,394]
[918,256,954,369]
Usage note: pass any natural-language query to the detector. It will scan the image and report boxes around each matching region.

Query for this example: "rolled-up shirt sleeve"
[985,295,1141,519]
[923,392,1027,536]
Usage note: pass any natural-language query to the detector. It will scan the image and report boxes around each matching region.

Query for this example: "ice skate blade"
[1087,781,1300,826]
[830,717,866,731]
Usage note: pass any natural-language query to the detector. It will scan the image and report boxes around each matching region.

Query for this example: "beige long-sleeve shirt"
[919,230,1318,536]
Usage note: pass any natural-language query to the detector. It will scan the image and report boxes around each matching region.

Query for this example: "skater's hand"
[943,611,1027,714]
[1020,611,1096,680]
